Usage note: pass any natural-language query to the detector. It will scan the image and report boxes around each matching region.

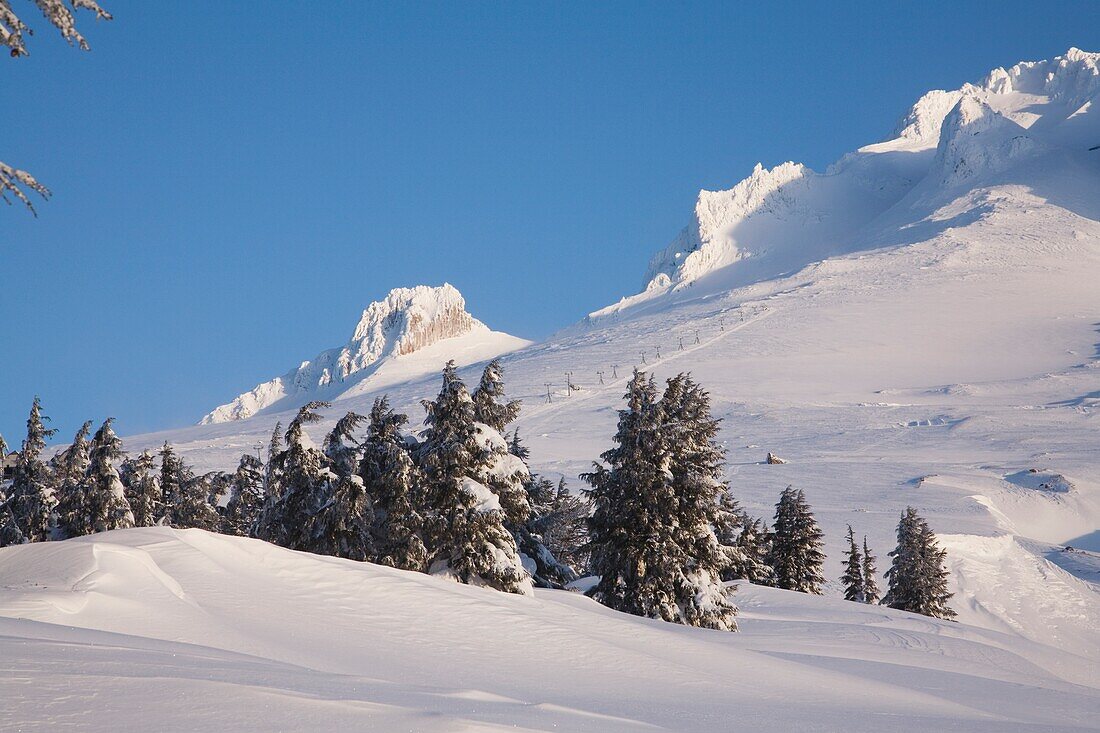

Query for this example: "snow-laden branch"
[0,0,111,57]
[0,160,50,215]
[2,1,111,214]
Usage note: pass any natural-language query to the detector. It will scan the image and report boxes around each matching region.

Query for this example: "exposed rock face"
[202,284,497,424]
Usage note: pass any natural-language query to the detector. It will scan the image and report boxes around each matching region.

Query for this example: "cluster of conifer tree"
[0,362,587,594]
[580,368,955,629]
[0,366,955,625]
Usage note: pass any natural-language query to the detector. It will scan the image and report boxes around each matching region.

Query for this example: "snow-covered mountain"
[8,48,1100,729]
[592,47,1100,319]
[201,284,530,424]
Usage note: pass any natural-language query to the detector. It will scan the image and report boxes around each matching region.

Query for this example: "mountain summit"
[201,284,529,424]
[592,48,1100,318]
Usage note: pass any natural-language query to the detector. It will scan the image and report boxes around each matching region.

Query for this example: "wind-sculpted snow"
[620,48,1100,313]
[202,284,530,424]
[1,528,1097,731]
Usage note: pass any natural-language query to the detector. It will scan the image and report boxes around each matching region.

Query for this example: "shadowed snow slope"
[201,284,530,424]
[0,528,1097,732]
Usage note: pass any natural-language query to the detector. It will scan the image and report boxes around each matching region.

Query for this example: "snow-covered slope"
[1,528,1096,731]
[18,49,1098,728]
[201,284,530,424]
[593,47,1100,318]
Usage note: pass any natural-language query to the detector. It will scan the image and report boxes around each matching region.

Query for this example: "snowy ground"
[4,49,1099,730]
[1,528,1097,732]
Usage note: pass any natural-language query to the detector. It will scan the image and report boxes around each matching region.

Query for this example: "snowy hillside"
[201,284,530,424]
[7,48,1099,730]
[1,528,1096,732]
[596,47,1100,317]
[111,48,1100,664]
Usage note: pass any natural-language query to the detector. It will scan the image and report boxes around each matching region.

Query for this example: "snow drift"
[1,528,1096,732]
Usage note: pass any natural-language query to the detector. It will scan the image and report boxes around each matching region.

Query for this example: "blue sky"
[3,1,1098,441]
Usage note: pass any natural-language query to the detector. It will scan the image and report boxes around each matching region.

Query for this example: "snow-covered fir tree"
[0,430,25,545]
[862,536,881,605]
[584,370,736,630]
[8,397,59,543]
[312,473,375,561]
[883,507,956,620]
[767,486,826,594]
[161,442,220,531]
[658,373,738,629]
[714,495,776,586]
[52,420,92,538]
[735,515,777,586]
[842,525,865,602]
[77,418,135,534]
[360,396,427,571]
[264,421,284,499]
[471,358,521,433]
[2,0,112,213]
[120,450,162,527]
[253,402,334,551]
[220,453,264,536]
[522,474,588,583]
[416,362,531,594]
[311,412,375,560]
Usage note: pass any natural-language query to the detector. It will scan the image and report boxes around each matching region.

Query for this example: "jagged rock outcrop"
[202,284,526,424]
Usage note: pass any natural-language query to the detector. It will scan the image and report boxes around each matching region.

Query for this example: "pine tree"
[78,418,135,534]
[416,362,531,594]
[312,474,375,561]
[584,371,736,630]
[883,507,956,620]
[311,412,374,560]
[471,358,521,433]
[841,525,865,602]
[120,450,162,527]
[862,536,880,605]
[360,397,427,571]
[52,420,93,538]
[219,454,264,535]
[8,397,59,543]
[768,487,826,594]
[524,476,589,581]
[324,412,366,478]
[253,402,333,551]
[736,515,777,586]
[264,420,284,497]
[161,442,220,531]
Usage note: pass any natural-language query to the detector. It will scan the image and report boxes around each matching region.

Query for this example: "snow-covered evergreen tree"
[842,525,865,602]
[264,421,284,500]
[658,373,738,629]
[416,362,531,594]
[120,450,162,527]
[324,412,366,478]
[311,412,374,560]
[77,418,134,534]
[522,475,588,583]
[862,536,881,605]
[736,515,777,586]
[471,358,521,433]
[253,402,334,551]
[312,474,375,561]
[584,370,736,630]
[219,454,264,536]
[360,396,427,571]
[161,442,220,531]
[8,397,59,543]
[52,420,92,538]
[883,507,956,620]
[767,486,825,594]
